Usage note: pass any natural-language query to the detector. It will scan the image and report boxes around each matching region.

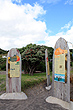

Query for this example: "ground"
[0,81,69,110]
[0,71,73,110]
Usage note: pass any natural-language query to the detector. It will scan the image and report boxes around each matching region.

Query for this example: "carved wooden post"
[52,37,70,102]
[6,48,21,93]
[0,48,27,99]
[45,49,50,86]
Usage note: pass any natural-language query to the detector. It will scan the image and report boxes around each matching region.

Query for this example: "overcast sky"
[0,0,73,50]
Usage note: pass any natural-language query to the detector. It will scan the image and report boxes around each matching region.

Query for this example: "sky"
[0,0,73,50]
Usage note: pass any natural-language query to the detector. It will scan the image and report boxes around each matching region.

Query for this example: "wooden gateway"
[6,48,21,93]
[52,37,70,102]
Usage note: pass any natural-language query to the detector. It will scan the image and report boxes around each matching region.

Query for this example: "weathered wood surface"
[45,49,50,86]
[52,37,70,102]
[6,48,21,93]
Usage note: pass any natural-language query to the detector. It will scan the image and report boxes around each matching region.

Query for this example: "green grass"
[0,67,72,94]
[0,74,6,94]
[0,73,46,93]
[70,69,73,75]
[21,72,46,90]
[0,74,6,82]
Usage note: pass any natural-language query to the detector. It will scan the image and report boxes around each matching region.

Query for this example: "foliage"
[0,58,6,71]
[21,44,53,75]
[0,44,53,72]
[70,49,73,66]
[0,48,8,71]
[18,43,34,54]
[0,48,8,54]
[0,46,72,72]
[36,62,46,72]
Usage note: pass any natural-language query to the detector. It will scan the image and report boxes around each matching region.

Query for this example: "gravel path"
[0,82,67,110]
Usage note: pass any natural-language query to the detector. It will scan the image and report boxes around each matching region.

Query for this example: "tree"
[22,44,53,75]
[0,48,8,54]
[70,49,73,66]
[0,48,8,71]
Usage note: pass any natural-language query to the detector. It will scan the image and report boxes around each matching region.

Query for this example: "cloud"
[65,0,73,5]
[61,21,72,30]
[0,0,73,51]
[0,0,46,50]
[44,25,73,49]
[40,0,61,4]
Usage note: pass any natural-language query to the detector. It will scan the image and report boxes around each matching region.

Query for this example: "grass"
[0,72,47,94]
[0,74,6,82]
[70,69,73,75]
[0,67,73,94]
[21,72,46,90]
[0,74,6,94]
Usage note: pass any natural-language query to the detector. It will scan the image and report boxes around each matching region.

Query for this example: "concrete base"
[45,85,51,90]
[0,92,27,100]
[46,96,73,110]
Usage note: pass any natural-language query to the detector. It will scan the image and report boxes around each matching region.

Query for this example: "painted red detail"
[46,57,48,62]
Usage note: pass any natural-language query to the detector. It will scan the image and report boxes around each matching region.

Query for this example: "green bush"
[0,58,6,71]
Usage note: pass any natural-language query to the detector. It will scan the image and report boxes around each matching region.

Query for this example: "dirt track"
[0,82,68,110]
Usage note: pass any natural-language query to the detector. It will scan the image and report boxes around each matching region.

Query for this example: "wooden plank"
[45,49,50,86]
[52,37,70,102]
[6,52,9,93]
[6,48,21,93]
